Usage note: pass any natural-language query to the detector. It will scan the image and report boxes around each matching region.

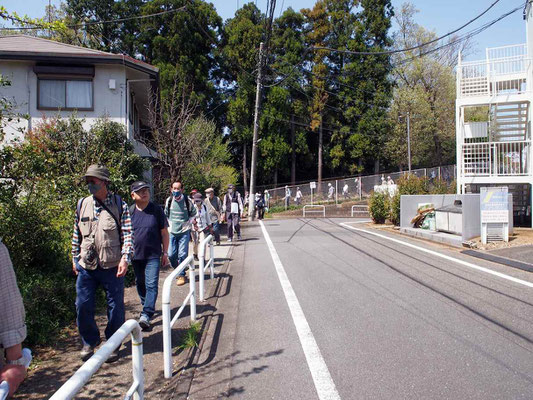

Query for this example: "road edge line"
[259,220,341,400]
[339,222,533,289]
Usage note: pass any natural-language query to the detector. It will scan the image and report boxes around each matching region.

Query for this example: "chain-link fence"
[250,165,456,209]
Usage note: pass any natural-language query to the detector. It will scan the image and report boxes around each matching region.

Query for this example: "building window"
[38,79,93,110]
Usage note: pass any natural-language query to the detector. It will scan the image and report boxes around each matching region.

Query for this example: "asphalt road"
[189,218,533,399]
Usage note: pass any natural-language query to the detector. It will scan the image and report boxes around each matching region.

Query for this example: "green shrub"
[368,191,388,224]
[389,193,401,226]
[0,116,147,345]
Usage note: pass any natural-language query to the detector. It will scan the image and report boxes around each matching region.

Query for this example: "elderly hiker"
[204,188,222,245]
[284,185,291,208]
[130,181,169,331]
[165,181,196,286]
[0,239,31,399]
[192,193,213,259]
[222,184,243,242]
[72,164,133,362]
[295,187,303,206]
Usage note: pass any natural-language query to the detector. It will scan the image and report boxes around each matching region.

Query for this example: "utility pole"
[248,42,264,221]
[407,111,412,173]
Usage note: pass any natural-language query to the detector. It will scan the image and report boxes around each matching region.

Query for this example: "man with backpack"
[72,164,133,362]
[204,188,222,245]
[222,184,243,242]
[164,181,196,286]
[192,193,213,258]
[129,181,169,331]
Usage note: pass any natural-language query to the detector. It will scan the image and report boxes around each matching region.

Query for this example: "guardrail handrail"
[303,204,326,218]
[198,234,215,302]
[50,319,144,400]
[351,205,368,217]
[162,255,196,379]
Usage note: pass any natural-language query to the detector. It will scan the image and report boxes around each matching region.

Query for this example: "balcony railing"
[457,44,530,98]
[462,140,530,177]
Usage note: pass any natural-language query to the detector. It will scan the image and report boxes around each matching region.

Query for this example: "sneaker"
[80,343,98,361]
[237,235,242,240]
[194,254,199,261]
[216,241,221,246]
[227,238,232,243]
[139,315,151,331]
[105,346,120,363]
[176,276,186,286]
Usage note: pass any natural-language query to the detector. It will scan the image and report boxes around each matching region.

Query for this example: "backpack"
[165,194,191,216]
[76,194,124,244]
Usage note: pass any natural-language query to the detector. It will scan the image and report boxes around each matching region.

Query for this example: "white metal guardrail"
[50,319,144,400]
[351,205,369,217]
[303,205,326,218]
[198,234,215,302]
[162,255,196,379]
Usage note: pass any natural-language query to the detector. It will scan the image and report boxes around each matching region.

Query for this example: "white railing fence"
[198,234,215,302]
[162,255,196,379]
[487,44,527,61]
[351,205,369,217]
[303,205,326,218]
[462,140,530,176]
[50,319,144,400]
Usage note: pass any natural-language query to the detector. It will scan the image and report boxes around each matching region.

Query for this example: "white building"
[0,35,158,163]
[456,2,533,227]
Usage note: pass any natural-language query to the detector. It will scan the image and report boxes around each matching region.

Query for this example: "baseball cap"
[205,188,214,193]
[193,193,203,202]
[130,181,150,193]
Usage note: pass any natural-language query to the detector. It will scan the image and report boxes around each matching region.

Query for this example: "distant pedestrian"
[284,186,291,208]
[165,181,197,286]
[243,190,249,218]
[72,164,133,362]
[295,187,303,205]
[343,183,349,200]
[192,193,213,259]
[327,183,334,201]
[264,189,270,211]
[204,188,222,245]
[222,184,243,242]
[256,192,266,219]
[387,176,394,185]
[129,181,169,331]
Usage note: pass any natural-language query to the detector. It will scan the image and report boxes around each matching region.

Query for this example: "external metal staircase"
[491,101,529,142]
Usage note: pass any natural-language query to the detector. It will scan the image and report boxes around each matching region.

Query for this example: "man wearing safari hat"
[71,164,134,362]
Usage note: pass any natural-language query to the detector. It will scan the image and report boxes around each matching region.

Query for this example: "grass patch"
[178,321,202,350]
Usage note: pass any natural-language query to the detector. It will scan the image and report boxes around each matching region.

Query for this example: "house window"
[38,79,93,110]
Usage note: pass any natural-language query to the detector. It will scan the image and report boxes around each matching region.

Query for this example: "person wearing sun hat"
[204,188,222,245]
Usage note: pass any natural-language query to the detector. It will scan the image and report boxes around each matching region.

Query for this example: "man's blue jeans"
[75,262,125,347]
[132,258,160,320]
[169,230,191,276]
[212,221,221,243]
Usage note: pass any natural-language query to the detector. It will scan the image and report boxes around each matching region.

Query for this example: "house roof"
[0,35,158,75]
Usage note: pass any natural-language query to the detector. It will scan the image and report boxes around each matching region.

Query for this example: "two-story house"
[0,35,158,179]
[456,2,533,227]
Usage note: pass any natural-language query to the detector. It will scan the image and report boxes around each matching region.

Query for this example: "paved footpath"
[15,238,232,399]
[186,218,533,399]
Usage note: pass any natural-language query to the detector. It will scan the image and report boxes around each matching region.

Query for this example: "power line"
[311,0,502,56]
[0,5,188,31]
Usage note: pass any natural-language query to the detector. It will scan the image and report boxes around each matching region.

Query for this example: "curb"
[462,249,533,273]
[163,244,235,399]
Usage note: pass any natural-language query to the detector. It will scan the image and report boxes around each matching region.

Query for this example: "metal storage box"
[435,200,462,235]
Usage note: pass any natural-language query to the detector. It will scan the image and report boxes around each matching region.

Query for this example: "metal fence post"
[189,259,196,322]
[131,326,144,400]
[209,239,215,279]
[162,297,172,379]
[335,180,338,204]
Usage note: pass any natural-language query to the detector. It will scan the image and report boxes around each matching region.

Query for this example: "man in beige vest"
[71,165,134,362]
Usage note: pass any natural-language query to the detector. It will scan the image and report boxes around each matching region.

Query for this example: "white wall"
[0,61,128,143]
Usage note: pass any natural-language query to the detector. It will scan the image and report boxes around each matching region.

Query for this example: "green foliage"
[0,116,147,345]
[178,321,201,350]
[368,191,389,224]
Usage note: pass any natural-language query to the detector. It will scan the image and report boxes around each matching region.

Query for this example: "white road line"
[339,222,533,289]
[259,220,341,400]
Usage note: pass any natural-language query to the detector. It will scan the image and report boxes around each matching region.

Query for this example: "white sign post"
[480,187,509,244]
[310,181,316,205]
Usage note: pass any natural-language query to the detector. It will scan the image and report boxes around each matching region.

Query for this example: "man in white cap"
[222,184,243,242]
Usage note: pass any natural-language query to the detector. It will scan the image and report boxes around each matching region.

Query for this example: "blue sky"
[2,0,528,61]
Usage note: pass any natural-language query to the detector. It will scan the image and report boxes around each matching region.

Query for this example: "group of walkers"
[72,164,245,362]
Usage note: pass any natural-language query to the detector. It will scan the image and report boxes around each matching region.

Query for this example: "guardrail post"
[189,258,196,322]
[209,239,215,279]
[162,294,172,379]
[131,324,144,400]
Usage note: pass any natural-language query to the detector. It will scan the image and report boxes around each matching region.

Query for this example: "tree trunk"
[242,143,248,193]
[317,117,323,195]
[374,157,380,174]
[291,114,296,186]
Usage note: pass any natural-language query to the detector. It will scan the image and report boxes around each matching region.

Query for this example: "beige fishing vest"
[78,195,122,270]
